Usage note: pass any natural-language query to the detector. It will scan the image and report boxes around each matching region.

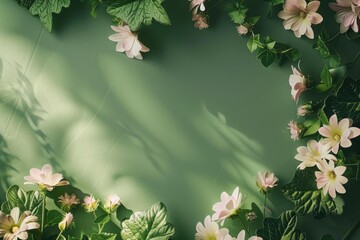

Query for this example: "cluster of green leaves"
[228,0,300,67]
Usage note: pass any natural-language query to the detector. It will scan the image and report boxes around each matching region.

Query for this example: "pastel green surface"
[0,1,359,239]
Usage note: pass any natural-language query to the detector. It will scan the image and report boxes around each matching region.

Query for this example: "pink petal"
[340,137,352,148]
[335,182,346,194]
[349,127,360,138]
[307,1,320,12]
[334,166,346,175]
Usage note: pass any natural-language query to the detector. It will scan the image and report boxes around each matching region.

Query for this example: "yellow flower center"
[11,226,19,233]
[334,134,341,141]
[300,11,307,19]
[327,170,337,180]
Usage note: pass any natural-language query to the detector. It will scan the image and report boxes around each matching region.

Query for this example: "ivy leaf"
[29,0,71,32]
[264,36,276,50]
[256,210,306,240]
[90,233,117,240]
[314,35,331,58]
[321,65,333,88]
[257,49,276,67]
[228,6,248,24]
[247,34,261,53]
[121,202,175,240]
[282,168,343,218]
[46,209,63,227]
[106,0,171,31]
[1,185,43,216]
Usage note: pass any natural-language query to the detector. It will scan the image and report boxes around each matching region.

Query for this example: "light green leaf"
[264,36,276,50]
[94,214,111,224]
[303,119,320,137]
[247,34,260,53]
[121,202,175,240]
[318,109,329,125]
[228,6,248,24]
[282,168,343,217]
[29,0,71,32]
[321,65,333,88]
[91,233,117,240]
[256,210,306,240]
[107,0,170,31]
[46,209,63,227]
[89,0,99,17]
[314,35,331,59]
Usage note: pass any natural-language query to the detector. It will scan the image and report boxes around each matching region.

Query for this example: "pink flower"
[212,187,243,225]
[237,25,249,35]
[278,0,323,39]
[288,120,303,141]
[108,25,149,60]
[289,65,307,102]
[58,213,73,231]
[104,194,121,213]
[256,171,278,193]
[193,14,209,30]
[83,195,99,213]
[190,0,206,15]
[24,164,69,191]
[58,193,80,212]
[315,160,348,198]
[195,215,229,240]
[318,114,360,154]
[295,140,337,170]
[329,0,360,33]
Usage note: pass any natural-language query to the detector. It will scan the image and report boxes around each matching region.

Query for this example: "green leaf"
[303,119,320,137]
[257,49,275,67]
[247,16,260,25]
[16,0,35,8]
[321,65,333,88]
[46,209,63,227]
[1,185,43,215]
[121,202,175,240]
[321,234,335,240]
[237,202,263,236]
[89,0,99,17]
[29,0,71,32]
[106,0,171,31]
[247,34,260,53]
[256,210,306,240]
[116,204,134,222]
[282,168,343,217]
[329,50,341,68]
[318,109,329,125]
[345,30,360,40]
[94,214,111,224]
[228,6,248,24]
[264,36,276,50]
[314,35,331,59]
[91,233,117,240]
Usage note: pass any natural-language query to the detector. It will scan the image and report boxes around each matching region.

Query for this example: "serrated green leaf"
[16,0,35,8]
[256,210,306,240]
[94,214,111,224]
[46,209,63,227]
[107,0,170,31]
[321,65,333,88]
[282,168,342,217]
[228,7,248,24]
[303,119,320,137]
[91,233,117,240]
[247,34,260,53]
[121,202,175,240]
[29,0,71,32]
[257,49,275,67]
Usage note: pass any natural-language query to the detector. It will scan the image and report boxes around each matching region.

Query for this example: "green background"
[0,1,359,239]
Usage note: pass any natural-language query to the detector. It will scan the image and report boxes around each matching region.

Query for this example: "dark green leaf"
[237,202,263,236]
[345,30,360,40]
[329,50,341,68]
[247,34,260,53]
[121,202,175,240]
[282,168,343,217]
[256,210,306,240]
[46,209,63,227]
[16,0,35,8]
[29,0,71,32]
[228,6,248,24]
[321,234,335,240]
[247,16,260,25]
[106,0,170,31]
[321,65,333,88]
[91,233,117,240]
[116,204,134,222]
[257,49,276,67]
[94,214,110,224]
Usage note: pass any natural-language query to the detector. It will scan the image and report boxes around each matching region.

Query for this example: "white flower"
[0,207,40,240]
[318,114,360,154]
[24,164,69,191]
[289,66,307,102]
[104,194,121,213]
[212,187,243,225]
[315,160,348,198]
[256,171,278,193]
[295,140,337,170]
[108,25,149,60]
[58,213,73,231]
[195,216,229,240]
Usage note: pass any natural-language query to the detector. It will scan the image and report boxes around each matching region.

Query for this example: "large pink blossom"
[329,0,360,33]
[212,187,243,225]
[278,0,323,39]
[108,25,149,60]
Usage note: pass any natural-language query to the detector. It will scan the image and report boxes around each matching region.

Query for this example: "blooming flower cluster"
[293,114,360,198]
[329,0,360,33]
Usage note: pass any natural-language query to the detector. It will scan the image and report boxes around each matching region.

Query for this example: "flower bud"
[256,171,278,194]
[297,104,312,117]
[58,212,73,231]
[104,194,121,213]
[83,195,99,213]
[237,24,249,35]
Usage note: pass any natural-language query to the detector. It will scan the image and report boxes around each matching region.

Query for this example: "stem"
[238,215,250,236]
[41,191,46,233]
[327,32,340,42]
[92,212,101,233]
[206,0,224,13]
[341,217,360,240]
[263,194,267,218]
[55,230,64,240]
